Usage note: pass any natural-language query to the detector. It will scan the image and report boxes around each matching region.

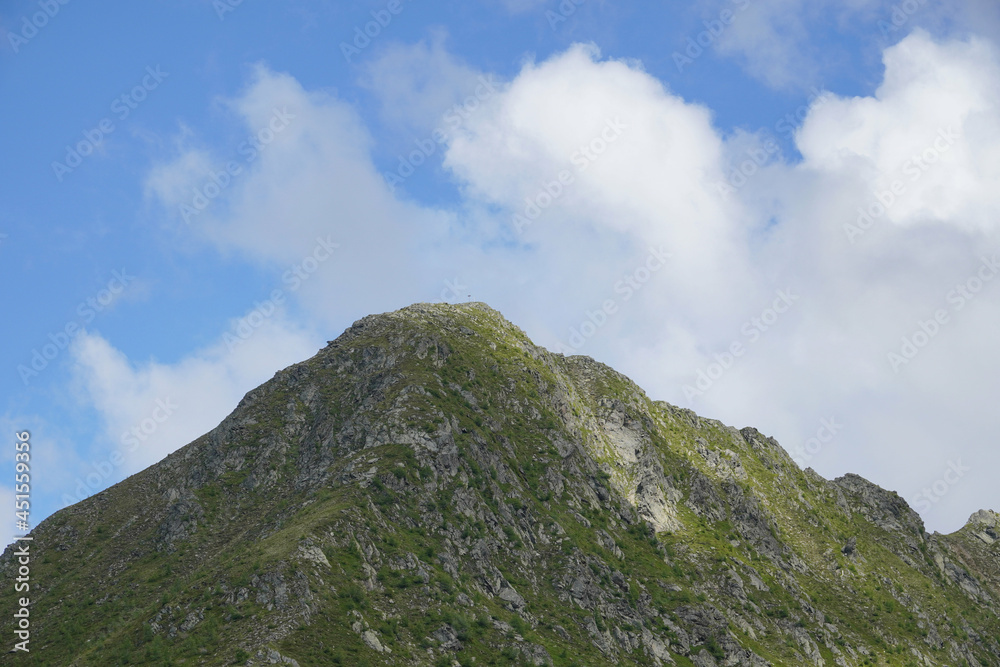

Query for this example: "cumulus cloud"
[439,32,1000,532]
[116,29,1000,535]
[691,30,1000,530]
[797,31,1000,232]
[444,44,762,328]
[707,0,823,89]
[69,309,321,476]
[693,0,1000,91]
[360,32,493,137]
[144,64,455,325]
[144,140,214,210]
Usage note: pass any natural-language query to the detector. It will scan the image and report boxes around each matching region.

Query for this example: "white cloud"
[796,31,1000,232]
[69,309,321,476]
[709,0,821,89]
[5,314,315,543]
[145,64,455,325]
[438,33,1000,532]
[143,143,214,210]
[694,0,1000,91]
[360,32,491,137]
[444,43,762,325]
[119,31,1000,536]
[675,30,1000,531]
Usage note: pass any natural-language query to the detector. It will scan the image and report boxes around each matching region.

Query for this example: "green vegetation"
[2,303,997,666]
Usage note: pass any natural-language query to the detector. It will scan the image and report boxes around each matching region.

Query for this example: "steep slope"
[1,302,998,666]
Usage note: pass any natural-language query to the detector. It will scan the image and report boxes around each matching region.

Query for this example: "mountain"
[2,302,998,666]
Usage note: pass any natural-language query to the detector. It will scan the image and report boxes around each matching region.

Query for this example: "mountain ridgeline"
[2,302,998,666]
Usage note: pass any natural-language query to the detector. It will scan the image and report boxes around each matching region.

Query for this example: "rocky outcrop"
[0,302,997,666]
[966,509,999,546]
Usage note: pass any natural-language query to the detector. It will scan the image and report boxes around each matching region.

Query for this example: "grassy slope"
[0,303,996,666]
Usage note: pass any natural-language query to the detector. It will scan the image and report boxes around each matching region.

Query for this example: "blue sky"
[3,0,1000,542]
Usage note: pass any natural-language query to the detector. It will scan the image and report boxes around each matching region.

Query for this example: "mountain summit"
[3,302,998,666]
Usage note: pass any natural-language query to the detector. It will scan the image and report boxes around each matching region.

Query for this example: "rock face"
[1,302,998,666]
[966,510,1000,546]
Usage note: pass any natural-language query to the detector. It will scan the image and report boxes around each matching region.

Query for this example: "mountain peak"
[326,301,531,353]
[967,509,999,526]
[3,302,999,666]
[964,509,999,545]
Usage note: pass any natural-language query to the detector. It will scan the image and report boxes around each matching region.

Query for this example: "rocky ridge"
[1,302,998,666]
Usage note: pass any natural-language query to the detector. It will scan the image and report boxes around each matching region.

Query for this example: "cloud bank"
[61,28,1000,533]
